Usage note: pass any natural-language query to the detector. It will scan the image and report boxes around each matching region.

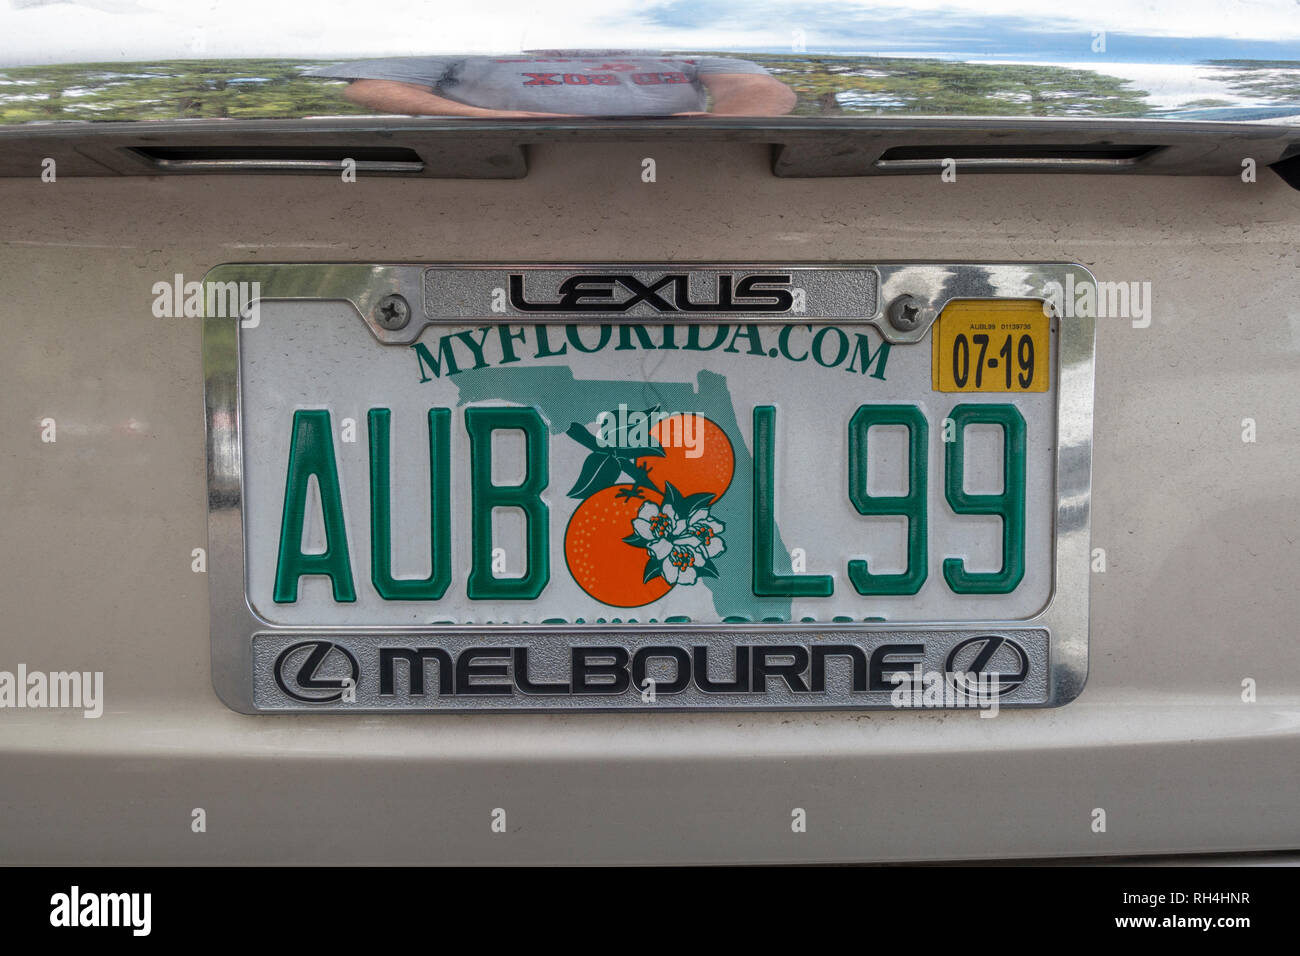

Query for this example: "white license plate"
[203,263,1095,712]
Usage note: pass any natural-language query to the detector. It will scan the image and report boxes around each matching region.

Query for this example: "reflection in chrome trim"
[0,12,1296,127]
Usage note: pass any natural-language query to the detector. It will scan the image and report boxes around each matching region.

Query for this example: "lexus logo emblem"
[944,635,1030,698]
[274,641,359,703]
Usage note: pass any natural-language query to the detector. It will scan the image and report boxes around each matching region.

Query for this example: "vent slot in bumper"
[874,143,1161,171]
[125,145,425,174]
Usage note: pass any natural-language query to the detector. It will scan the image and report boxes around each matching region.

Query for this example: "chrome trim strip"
[4,116,1295,179]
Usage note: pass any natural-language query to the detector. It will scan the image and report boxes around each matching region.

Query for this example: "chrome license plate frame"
[203,261,1095,714]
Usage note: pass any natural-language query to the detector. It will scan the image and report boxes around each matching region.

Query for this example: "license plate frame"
[203,261,1096,714]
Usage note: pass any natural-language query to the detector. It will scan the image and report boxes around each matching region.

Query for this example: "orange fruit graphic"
[638,414,734,504]
[565,484,672,608]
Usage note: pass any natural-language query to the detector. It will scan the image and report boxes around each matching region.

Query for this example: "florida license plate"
[203,263,1095,713]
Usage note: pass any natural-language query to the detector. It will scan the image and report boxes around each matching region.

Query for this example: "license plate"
[203,263,1095,713]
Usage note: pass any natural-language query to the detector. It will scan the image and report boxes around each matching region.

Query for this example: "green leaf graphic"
[662,481,685,514]
[682,491,716,515]
[615,443,666,459]
[567,453,622,499]
[565,421,603,453]
[643,557,665,584]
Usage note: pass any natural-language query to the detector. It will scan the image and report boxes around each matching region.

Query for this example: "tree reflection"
[12,53,1300,124]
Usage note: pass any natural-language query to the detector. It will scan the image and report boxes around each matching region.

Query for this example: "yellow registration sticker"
[931,299,1050,393]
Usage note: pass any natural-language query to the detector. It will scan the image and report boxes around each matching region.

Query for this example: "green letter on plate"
[942,403,1026,594]
[465,407,550,600]
[369,408,452,600]
[273,409,357,603]
[847,404,928,595]
[752,405,834,597]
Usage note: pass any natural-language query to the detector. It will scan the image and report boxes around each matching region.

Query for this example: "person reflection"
[311,50,796,117]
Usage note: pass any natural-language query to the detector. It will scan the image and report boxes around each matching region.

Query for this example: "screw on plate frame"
[374,293,411,331]
[886,293,926,332]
